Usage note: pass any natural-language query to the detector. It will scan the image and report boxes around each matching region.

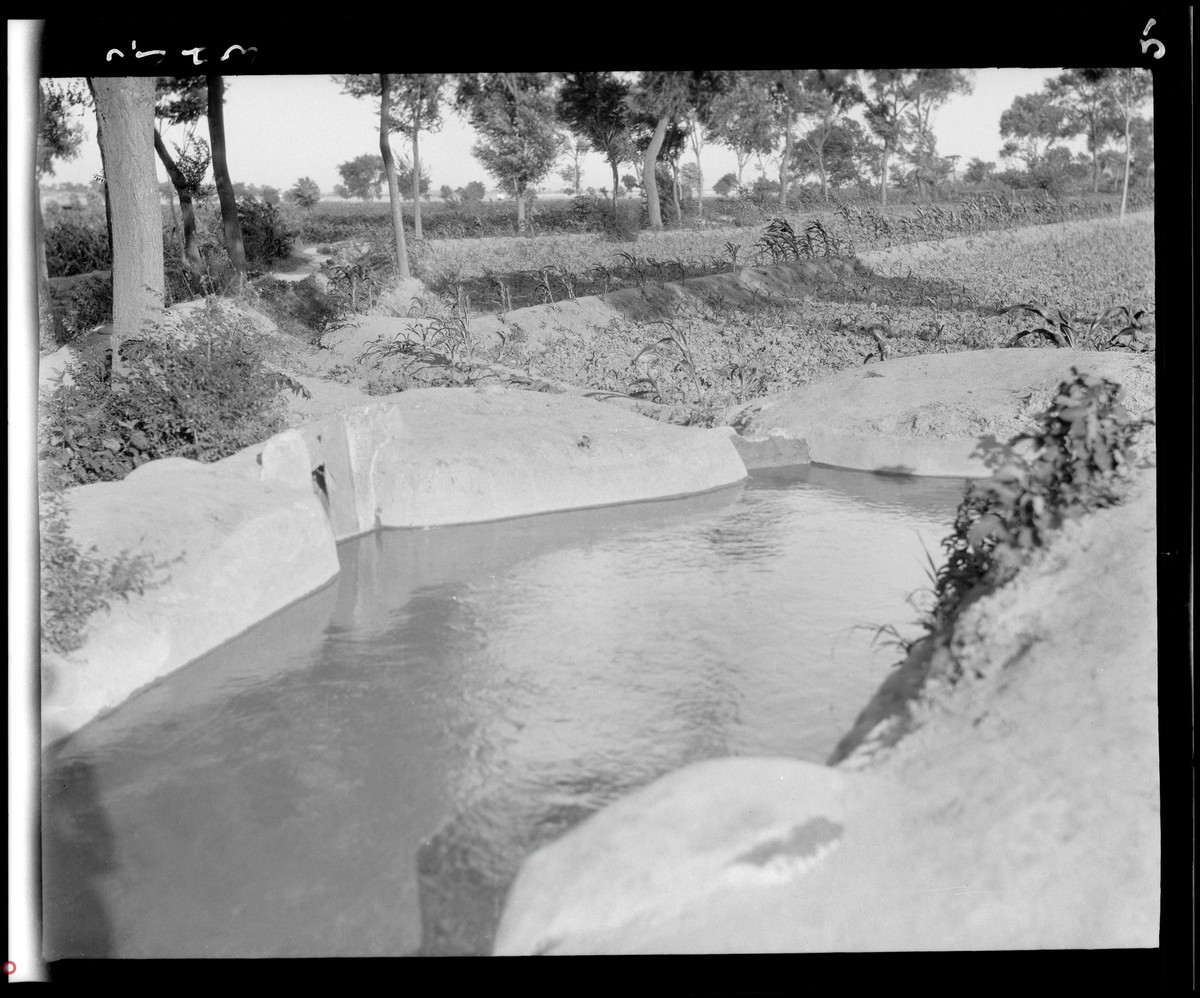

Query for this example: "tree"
[337,74,446,238]
[706,73,778,187]
[792,70,865,199]
[556,72,632,212]
[862,70,912,207]
[999,92,1069,171]
[555,132,590,195]
[863,69,971,206]
[379,74,411,279]
[757,70,809,209]
[459,181,486,203]
[963,157,995,184]
[206,75,248,285]
[395,154,431,197]
[1046,69,1123,193]
[902,69,973,198]
[152,76,211,277]
[439,184,456,203]
[630,72,714,230]
[792,118,869,190]
[260,185,280,206]
[1101,68,1153,222]
[155,85,213,276]
[456,73,560,231]
[287,177,321,209]
[387,75,445,236]
[35,80,85,343]
[713,172,738,197]
[680,71,729,218]
[88,77,164,370]
[337,153,385,200]
[679,162,702,201]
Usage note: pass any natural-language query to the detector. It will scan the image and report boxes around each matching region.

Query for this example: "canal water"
[43,464,965,957]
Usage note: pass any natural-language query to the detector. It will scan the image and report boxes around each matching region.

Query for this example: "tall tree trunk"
[153,128,204,276]
[670,164,682,225]
[516,191,527,232]
[206,75,247,286]
[691,132,705,219]
[411,104,423,240]
[164,179,181,251]
[84,78,115,286]
[1119,115,1131,223]
[610,158,620,213]
[880,143,890,207]
[779,108,793,210]
[90,77,164,373]
[380,74,411,279]
[642,112,669,231]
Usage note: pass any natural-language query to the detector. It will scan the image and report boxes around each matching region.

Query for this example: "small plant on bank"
[38,470,169,657]
[927,369,1150,639]
[40,300,292,484]
[358,295,497,389]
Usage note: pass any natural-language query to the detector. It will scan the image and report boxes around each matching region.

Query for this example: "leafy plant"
[328,263,383,316]
[358,297,496,388]
[927,369,1149,640]
[38,472,170,656]
[43,210,111,276]
[40,300,292,484]
[996,302,1078,348]
[235,196,296,270]
[251,274,348,344]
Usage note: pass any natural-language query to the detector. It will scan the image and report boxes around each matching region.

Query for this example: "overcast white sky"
[43,69,1076,196]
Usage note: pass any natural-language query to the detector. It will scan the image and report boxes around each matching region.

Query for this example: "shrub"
[40,299,291,484]
[46,273,113,345]
[44,212,111,276]
[929,369,1149,634]
[236,196,296,270]
[286,177,322,210]
[252,275,349,343]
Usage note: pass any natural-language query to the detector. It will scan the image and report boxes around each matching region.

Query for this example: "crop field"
[348,209,1154,426]
[322,189,1152,316]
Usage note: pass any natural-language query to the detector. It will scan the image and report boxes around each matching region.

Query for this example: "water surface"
[43,465,964,957]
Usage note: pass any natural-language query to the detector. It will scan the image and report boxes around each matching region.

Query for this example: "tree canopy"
[456,73,560,228]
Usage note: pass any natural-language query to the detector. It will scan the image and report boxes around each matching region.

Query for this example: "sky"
[39,69,1082,198]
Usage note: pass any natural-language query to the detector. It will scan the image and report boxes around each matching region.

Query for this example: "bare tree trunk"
[380,74,411,279]
[206,75,248,286]
[643,112,669,230]
[779,108,793,210]
[610,158,620,213]
[670,162,682,225]
[153,128,204,276]
[880,143,890,207]
[84,78,115,282]
[411,103,423,240]
[690,129,705,219]
[1119,115,1131,223]
[91,77,164,373]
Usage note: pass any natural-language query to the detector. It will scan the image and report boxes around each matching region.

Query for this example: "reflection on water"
[43,466,965,957]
